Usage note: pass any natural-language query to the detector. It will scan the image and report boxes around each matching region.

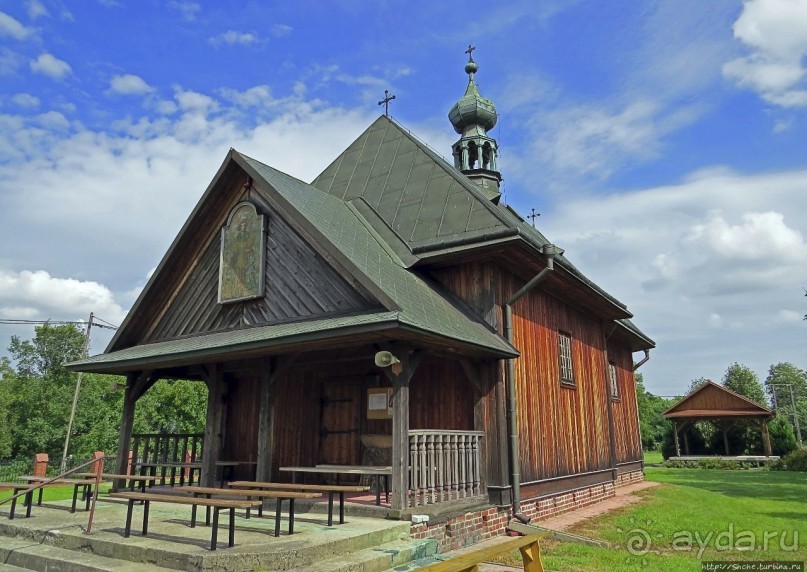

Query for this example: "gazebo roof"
[662,380,772,420]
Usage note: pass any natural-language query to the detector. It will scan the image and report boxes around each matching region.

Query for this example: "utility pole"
[60,312,93,473]
[771,383,803,446]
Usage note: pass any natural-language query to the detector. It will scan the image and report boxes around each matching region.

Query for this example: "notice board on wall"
[367,387,393,420]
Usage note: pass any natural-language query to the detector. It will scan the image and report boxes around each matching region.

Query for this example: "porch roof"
[67,308,515,374]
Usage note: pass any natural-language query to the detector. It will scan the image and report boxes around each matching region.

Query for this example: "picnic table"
[228,480,370,526]
[278,465,391,506]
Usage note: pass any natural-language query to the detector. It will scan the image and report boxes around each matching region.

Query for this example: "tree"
[687,376,709,394]
[765,362,806,444]
[0,325,207,462]
[722,363,766,405]
[635,374,676,451]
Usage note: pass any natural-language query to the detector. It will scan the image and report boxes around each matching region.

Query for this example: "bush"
[663,458,743,470]
[772,448,807,472]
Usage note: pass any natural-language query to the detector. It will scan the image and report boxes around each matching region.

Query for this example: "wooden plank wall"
[220,357,481,482]
[431,262,638,485]
[144,190,373,343]
[506,274,612,482]
[222,370,259,479]
[608,344,643,464]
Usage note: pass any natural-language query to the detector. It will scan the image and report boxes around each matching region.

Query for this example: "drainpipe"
[633,350,651,371]
[504,243,561,523]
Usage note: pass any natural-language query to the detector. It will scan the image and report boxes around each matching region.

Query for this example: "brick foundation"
[410,470,643,552]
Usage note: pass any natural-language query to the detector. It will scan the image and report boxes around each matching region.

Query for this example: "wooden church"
[69,51,654,532]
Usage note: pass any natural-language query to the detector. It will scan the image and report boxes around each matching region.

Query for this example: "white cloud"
[219,85,273,108]
[168,1,200,22]
[723,0,807,107]
[29,53,72,79]
[0,11,34,40]
[208,30,260,47]
[33,110,69,130]
[532,167,807,393]
[0,269,128,329]
[108,74,154,95]
[11,93,40,108]
[270,24,292,38]
[513,98,704,184]
[687,211,807,263]
[26,0,49,20]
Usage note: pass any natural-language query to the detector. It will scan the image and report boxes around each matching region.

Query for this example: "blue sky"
[0,0,805,396]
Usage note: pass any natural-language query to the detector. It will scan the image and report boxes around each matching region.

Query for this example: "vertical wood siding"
[506,274,613,482]
[608,344,643,464]
[432,262,639,486]
[145,193,373,343]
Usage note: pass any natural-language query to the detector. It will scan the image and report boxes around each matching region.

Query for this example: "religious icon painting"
[218,201,266,304]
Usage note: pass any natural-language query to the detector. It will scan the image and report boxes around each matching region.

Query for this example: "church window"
[558,331,574,386]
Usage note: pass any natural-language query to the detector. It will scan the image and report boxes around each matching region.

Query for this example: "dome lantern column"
[447,46,502,203]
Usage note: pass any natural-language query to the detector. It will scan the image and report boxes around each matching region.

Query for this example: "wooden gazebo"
[663,381,773,458]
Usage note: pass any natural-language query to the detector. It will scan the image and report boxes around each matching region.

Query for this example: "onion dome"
[448,50,498,135]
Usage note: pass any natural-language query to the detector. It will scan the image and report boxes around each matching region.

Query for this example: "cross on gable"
[378,89,396,116]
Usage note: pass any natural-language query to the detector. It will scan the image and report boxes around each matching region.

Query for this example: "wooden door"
[318,381,362,465]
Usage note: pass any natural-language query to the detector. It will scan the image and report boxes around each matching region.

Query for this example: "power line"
[0,317,117,330]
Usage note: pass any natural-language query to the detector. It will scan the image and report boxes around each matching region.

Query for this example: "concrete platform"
[0,497,436,571]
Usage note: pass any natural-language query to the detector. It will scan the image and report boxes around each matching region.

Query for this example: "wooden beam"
[201,364,225,487]
[382,349,422,512]
[113,372,140,491]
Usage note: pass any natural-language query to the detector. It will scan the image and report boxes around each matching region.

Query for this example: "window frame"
[608,361,621,401]
[558,330,575,387]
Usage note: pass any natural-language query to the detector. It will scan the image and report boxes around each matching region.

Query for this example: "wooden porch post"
[255,362,275,484]
[672,421,680,457]
[761,419,772,457]
[114,371,156,491]
[201,364,225,487]
[460,359,488,494]
[256,355,298,483]
[683,430,690,456]
[383,350,422,513]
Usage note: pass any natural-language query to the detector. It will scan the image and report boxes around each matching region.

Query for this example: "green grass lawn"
[498,467,806,571]
[643,450,664,465]
[0,483,112,504]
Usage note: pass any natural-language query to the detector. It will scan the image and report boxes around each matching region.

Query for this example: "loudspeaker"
[374,350,401,368]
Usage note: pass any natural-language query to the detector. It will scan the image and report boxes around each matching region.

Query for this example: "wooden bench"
[109,491,261,550]
[279,465,391,506]
[75,473,161,493]
[172,485,321,537]
[18,476,107,515]
[228,480,369,526]
[0,482,70,519]
[419,533,548,572]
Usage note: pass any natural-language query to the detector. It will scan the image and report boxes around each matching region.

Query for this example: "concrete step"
[0,535,176,572]
[304,538,438,572]
[0,506,413,571]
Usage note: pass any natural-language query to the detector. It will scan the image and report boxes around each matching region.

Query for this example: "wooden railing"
[408,430,485,507]
[131,433,203,469]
